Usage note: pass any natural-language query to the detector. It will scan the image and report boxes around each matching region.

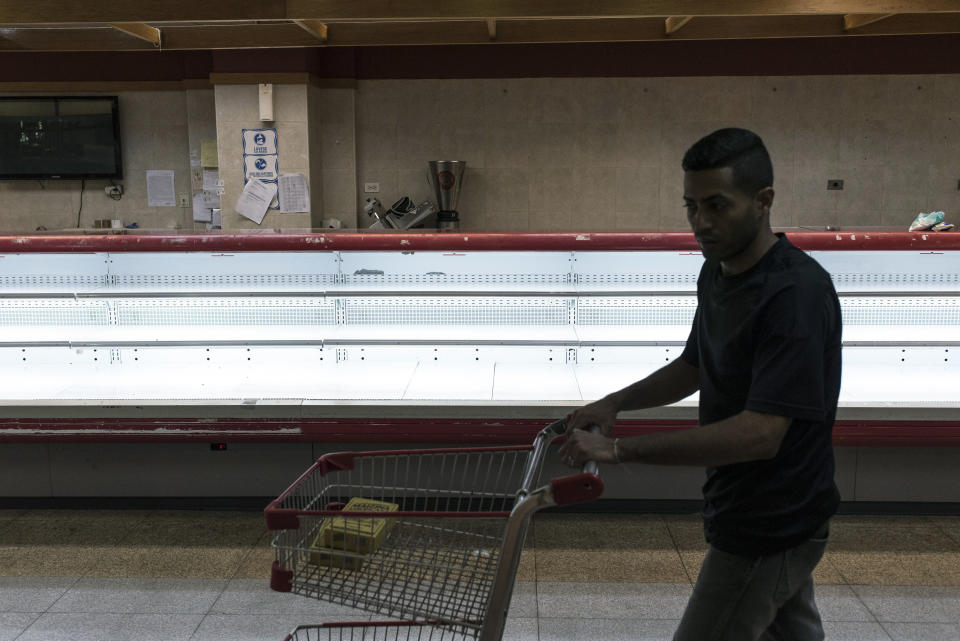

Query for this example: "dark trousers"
[673,523,830,641]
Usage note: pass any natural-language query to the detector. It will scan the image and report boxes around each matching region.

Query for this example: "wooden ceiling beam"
[293,19,328,42]
[108,22,161,47]
[0,1,957,24]
[3,14,960,50]
[843,13,896,30]
[0,1,285,24]
[284,1,960,20]
[665,16,693,35]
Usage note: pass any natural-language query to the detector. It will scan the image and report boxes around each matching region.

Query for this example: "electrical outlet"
[364,182,380,193]
[178,193,189,208]
[827,179,844,190]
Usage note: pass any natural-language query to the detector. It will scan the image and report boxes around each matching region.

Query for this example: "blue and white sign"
[242,128,278,156]
[241,127,280,210]
[244,154,279,181]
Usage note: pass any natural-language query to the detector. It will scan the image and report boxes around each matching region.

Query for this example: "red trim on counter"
[0,231,958,253]
[0,417,958,446]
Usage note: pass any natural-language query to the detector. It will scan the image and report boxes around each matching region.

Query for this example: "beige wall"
[312,85,357,228]
[356,75,960,232]
[0,74,958,233]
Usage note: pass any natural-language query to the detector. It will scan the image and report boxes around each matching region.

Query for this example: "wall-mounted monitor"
[0,96,122,180]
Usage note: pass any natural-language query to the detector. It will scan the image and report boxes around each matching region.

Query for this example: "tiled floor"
[0,510,958,640]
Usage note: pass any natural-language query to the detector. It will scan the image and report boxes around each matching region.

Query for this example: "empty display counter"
[0,231,957,503]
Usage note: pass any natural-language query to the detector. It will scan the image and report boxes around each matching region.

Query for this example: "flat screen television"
[0,96,122,180]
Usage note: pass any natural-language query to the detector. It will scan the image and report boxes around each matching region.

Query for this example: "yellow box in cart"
[309,498,399,568]
[307,542,365,570]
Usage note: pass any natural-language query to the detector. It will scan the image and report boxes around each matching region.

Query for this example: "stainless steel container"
[428,160,466,231]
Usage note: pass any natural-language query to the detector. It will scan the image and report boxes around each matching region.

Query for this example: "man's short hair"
[682,128,773,196]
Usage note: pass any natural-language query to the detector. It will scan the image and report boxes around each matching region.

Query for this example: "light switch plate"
[364,183,380,193]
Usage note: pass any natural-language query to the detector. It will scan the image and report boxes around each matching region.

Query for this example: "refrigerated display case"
[0,231,957,442]
[0,231,957,502]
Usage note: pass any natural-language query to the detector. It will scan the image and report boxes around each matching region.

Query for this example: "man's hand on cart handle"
[566,397,619,437]
[559,427,617,467]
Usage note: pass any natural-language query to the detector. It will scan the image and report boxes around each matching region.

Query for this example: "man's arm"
[565,357,700,435]
[607,357,700,412]
[560,410,791,467]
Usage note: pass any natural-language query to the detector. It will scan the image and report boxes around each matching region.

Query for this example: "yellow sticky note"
[200,140,218,167]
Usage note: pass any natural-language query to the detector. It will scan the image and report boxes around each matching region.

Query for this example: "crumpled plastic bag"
[909,211,944,231]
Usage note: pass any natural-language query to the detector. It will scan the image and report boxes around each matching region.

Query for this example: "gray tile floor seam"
[210,578,379,617]
[1,612,41,641]
[879,621,960,641]
[536,582,692,620]
[539,616,680,641]
[0,577,81,614]
[822,621,894,641]
[816,585,880,622]
[47,577,229,615]
[14,612,206,641]
[852,586,960,624]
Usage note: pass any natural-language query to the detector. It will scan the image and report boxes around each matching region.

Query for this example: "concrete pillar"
[214,82,317,230]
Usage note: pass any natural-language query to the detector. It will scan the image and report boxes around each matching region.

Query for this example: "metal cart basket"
[265,419,603,641]
[283,622,477,641]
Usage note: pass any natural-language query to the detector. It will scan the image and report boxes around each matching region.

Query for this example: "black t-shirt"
[680,234,842,556]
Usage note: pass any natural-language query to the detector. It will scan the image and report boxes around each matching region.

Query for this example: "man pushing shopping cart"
[265,127,840,641]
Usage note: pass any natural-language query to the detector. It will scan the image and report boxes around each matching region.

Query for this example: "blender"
[428,160,466,232]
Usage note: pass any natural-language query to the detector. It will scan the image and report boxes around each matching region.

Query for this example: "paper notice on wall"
[202,169,220,191]
[278,173,310,214]
[146,170,176,207]
[193,189,220,222]
[201,189,220,208]
[234,178,277,225]
[192,193,212,222]
[200,140,218,167]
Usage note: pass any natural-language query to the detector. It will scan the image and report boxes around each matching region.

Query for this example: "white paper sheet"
[234,179,277,224]
[201,189,219,208]
[146,170,176,207]
[202,169,220,191]
[279,173,310,213]
[192,193,212,223]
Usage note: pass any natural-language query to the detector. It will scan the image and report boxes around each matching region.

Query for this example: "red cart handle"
[551,471,604,505]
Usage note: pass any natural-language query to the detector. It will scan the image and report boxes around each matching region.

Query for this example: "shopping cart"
[265,419,603,641]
